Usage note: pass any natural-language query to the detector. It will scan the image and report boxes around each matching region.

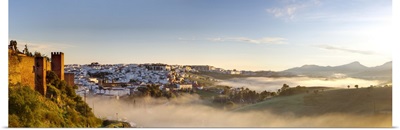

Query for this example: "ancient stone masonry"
[51,52,64,80]
[8,40,35,90]
[8,40,74,95]
[65,73,75,87]
[35,57,47,95]
[8,51,35,90]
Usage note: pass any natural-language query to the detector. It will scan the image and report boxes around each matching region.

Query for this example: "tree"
[23,44,30,56]
[270,92,277,96]
[138,87,148,95]
[222,86,231,95]
[355,85,359,89]
[347,85,350,89]
[281,84,290,92]
[129,79,137,83]
[34,51,42,57]
[9,40,19,52]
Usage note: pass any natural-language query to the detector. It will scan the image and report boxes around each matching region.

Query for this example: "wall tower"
[64,73,75,87]
[35,57,47,95]
[51,52,64,80]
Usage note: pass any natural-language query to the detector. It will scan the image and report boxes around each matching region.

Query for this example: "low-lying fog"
[216,77,384,92]
[87,94,391,127]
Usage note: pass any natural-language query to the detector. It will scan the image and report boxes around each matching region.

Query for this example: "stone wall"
[9,49,69,96]
[8,51,21,86]
[65,73,75,87]
[46,60,51,71]
[8,51,35,90]
[20,56,35,90]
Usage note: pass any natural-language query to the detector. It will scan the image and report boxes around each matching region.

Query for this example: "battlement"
[51,52,64,55]
[8,40,71,96]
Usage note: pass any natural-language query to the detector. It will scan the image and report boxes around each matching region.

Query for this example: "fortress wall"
[20,56,35,90]
[8,51,35,89]
[65,73,75,87]
[8,52,22,86]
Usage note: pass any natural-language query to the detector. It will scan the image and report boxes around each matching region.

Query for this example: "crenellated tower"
[8,40,72,96]
[51,52,64,80]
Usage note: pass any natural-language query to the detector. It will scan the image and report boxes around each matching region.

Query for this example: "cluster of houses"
[65,63,206,97]
[65,63,256,98]
[190,65,259,75]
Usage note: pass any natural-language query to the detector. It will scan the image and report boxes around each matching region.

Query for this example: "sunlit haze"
[9,0,392,71]
[4,0,399,128]
[217,77,383,92]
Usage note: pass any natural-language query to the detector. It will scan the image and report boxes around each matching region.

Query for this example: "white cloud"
[268,0,390,23]
[266,0,321,20]
[258,37,288,44]
[178,36,288,45]
[208,37,287,45]
[267,6,298,20]
[177,37,201,41]
[316,45,376,55]
[207,37,225,42]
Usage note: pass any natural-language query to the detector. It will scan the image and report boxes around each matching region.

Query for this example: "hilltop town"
[8,40,278,105]
[66,62,242,98]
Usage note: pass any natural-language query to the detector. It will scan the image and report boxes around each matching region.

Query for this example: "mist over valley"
[217,77,383,92]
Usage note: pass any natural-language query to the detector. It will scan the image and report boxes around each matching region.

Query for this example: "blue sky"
[8,0,393,71]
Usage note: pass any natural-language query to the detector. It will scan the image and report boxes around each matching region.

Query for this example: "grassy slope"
[234,87,392,116]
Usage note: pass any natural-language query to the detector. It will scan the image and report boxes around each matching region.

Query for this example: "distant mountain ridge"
[282,61,392,80]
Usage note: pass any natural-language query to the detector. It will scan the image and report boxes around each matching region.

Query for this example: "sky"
[8,0,393,71]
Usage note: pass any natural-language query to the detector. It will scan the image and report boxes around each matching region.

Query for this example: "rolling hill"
[232,87,392,127]
[234,87,392,116]
[282,61,392,80]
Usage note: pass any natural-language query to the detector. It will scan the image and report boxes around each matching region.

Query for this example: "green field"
[234,87,392,116]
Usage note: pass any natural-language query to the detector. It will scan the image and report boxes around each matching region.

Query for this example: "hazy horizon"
[9,0,393,71]
[217,77,385,92]
[59,60,392,72]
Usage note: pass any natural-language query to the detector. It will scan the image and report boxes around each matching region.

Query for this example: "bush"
[102,120,132,128]
[9,71,102,127]
[8,114,20,127]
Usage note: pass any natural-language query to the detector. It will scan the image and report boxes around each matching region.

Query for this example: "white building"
[176,84,192,90]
